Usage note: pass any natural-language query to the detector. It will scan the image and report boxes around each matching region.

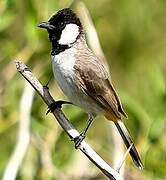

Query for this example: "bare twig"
[31,134,57,178]
[116,143,133,173]
[3,82,34,180]
[15,61,123,180]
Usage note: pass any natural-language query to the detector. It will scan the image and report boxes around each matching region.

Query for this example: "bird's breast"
[52,48,77,99]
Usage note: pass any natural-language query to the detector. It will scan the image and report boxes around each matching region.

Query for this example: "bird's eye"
[59,21,65,28]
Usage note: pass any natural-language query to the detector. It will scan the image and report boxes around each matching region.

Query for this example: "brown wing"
[74,50,127,120]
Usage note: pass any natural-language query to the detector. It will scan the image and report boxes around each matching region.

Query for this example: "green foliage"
[0,0,166,179]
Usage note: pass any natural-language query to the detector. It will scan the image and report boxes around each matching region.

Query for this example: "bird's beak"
[37,22,55,30]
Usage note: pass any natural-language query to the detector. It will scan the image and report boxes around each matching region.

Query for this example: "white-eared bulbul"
[38,8,143,169]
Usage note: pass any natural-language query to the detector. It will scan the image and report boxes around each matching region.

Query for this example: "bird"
[38,8,143,169]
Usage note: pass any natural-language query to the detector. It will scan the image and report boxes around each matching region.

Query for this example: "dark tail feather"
[114,121,143,169]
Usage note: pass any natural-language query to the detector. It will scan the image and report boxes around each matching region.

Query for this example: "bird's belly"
[52,50,103,115]
[52,63,102,115]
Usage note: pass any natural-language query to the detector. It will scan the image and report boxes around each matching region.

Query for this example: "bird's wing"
[74,51,127,120]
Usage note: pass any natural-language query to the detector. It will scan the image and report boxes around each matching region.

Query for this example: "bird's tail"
[114,121,143,169]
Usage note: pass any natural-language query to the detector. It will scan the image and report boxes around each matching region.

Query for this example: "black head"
[38,8,83,55]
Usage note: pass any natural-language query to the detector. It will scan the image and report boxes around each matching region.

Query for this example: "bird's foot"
[46,100,72,114]
[73,133,86,149]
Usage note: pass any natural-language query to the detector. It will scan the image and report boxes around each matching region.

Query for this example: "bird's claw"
[46,100,72,114]
[72,133,86,149]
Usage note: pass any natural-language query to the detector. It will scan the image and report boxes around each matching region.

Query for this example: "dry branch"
[3,82,34,180]
[15,61,123,180]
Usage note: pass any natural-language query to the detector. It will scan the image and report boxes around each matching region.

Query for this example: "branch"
[15,61,123,180]
[3,82,34,180]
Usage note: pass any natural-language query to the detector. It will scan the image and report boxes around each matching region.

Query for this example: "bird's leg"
[45,74,53,87]
[74,115,94,149]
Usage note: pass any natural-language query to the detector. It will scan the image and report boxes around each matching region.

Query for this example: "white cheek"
[59,24,79,45]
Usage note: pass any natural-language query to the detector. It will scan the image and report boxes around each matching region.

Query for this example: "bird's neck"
[51,42,69,56]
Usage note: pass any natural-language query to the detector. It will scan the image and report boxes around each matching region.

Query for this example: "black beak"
[37,22,55,30]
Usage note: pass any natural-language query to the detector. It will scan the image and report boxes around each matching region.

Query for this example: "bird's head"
[38,8,83,47]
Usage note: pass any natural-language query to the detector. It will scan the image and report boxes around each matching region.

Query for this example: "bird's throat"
[51,42,70,56]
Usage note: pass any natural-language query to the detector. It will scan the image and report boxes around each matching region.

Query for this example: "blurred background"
[0,0,166,179]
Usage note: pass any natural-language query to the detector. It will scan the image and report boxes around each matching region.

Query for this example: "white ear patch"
[59,24,79,45]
